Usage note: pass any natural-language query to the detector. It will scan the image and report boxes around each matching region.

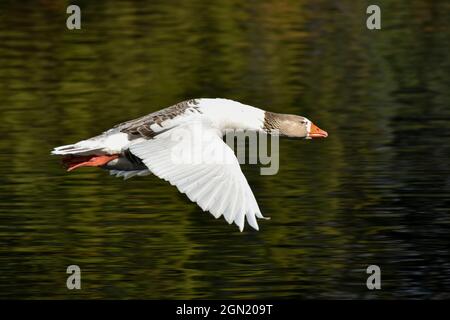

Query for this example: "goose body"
[52,98,328,231]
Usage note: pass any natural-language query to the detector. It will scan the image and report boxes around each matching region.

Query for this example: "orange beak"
[308,123,328,139]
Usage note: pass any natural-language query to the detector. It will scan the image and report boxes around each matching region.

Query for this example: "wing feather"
[129,122,266,231]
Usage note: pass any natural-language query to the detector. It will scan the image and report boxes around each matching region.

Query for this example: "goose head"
[263,112,328,139]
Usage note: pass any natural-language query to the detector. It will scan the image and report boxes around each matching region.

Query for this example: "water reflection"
[0,0,449,299]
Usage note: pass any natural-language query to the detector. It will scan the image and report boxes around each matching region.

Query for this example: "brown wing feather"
[115,99,201,138]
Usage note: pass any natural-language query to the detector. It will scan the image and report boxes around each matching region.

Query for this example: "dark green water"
[0,0,449,299]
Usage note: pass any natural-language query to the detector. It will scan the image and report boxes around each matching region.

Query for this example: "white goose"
[52,98,328,231]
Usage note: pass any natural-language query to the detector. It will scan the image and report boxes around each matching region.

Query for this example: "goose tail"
[51,140,103,156]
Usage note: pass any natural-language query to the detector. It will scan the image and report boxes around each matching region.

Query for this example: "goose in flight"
[52,98,328,231]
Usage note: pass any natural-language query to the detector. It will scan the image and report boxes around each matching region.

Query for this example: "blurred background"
[0,0,449,299]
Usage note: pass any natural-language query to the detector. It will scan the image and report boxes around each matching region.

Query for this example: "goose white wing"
[129,122,266,231]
